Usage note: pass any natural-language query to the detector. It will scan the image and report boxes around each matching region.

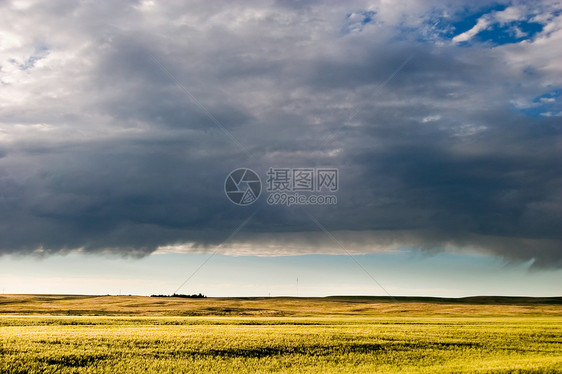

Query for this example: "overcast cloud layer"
[0,0,561,267]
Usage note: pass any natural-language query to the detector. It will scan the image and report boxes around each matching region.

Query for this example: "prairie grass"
[1,295,561,373]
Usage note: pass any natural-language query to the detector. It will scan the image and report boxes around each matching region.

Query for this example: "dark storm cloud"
[0,0,560,268]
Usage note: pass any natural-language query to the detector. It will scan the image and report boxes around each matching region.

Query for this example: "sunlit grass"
[1,314,561,373]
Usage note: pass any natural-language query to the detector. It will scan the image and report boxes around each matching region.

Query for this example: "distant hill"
[0,294,560,316]
[325,296,562,305]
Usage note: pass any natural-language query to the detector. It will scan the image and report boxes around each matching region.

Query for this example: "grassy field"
[1,295,561,373]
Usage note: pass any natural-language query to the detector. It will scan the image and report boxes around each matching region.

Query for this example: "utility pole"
[296,277,299,297]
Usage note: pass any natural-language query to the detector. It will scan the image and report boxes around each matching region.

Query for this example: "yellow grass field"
[1,295,561,373]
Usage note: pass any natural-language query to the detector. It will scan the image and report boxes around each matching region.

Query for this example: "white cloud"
[495,6,525,24]
[540,111,562,116]
[421,115,441,123]
[452,16,491,43]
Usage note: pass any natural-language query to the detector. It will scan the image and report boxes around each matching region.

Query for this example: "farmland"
[1,295,561,373]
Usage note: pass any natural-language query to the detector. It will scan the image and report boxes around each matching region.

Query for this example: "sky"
[0,0,561,297]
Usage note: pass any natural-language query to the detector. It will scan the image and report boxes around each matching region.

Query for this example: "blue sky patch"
[517,90,562,117]
[424,3,545,46]
[343,10,376,33]
[11,44,50,71]
[473,20,543,44]
[448,3,508,37]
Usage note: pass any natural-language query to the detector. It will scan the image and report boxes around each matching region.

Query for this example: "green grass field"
[1,295,561,373]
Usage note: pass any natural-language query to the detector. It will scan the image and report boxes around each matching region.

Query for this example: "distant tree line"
[151,293,207,299]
